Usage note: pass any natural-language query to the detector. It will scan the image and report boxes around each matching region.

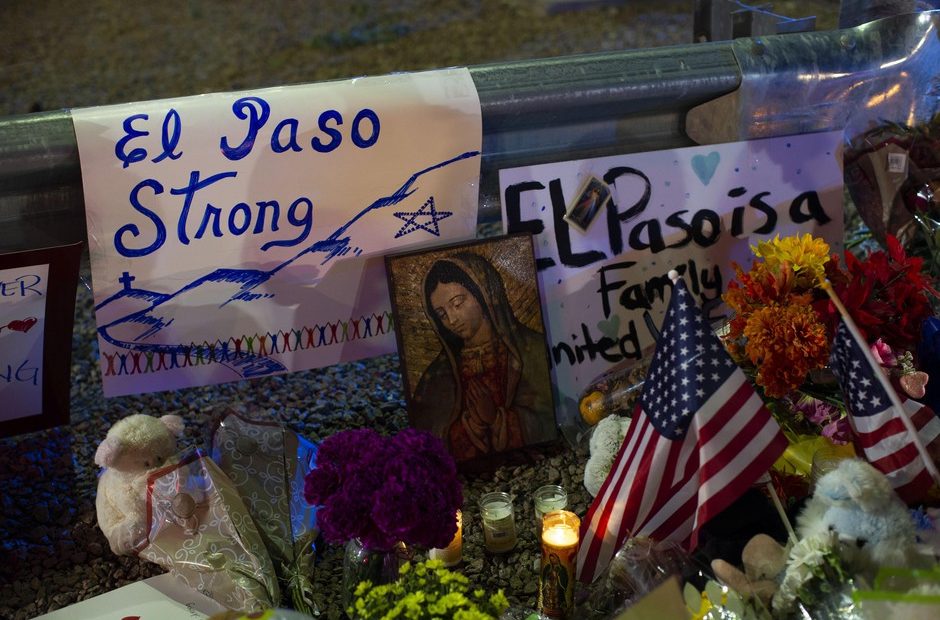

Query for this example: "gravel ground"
[0,1,841,618]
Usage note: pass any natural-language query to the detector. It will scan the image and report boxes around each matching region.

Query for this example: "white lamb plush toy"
[584,414,632,497]
[94,413,185,555]
[796,458,921,569]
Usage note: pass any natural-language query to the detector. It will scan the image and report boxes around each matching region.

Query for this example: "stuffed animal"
[94,413,185,555]
[797,458,921,569]
[583,414,632,497]
[711,533,788,605]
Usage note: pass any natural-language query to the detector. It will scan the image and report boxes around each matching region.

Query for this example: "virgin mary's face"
[430,281,486,343]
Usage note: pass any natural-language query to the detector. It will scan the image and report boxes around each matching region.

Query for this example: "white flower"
[787,535,830,573]
[771,534,837,614]
[583,415,631,496]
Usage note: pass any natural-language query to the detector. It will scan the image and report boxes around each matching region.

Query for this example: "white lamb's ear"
[94,436,122,468]
[843,460,893,512]
[159,414,185,438]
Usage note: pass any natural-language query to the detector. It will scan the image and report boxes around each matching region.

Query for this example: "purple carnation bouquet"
[303,428,463,551]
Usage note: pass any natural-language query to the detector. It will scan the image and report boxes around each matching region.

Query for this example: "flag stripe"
[643,489,698,542]
[852,402,937,448]
[577,411,648,581]
[894,467,935,503]
[694,423,789,546]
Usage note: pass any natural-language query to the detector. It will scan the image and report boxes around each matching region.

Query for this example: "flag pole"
[765,480,796,543]
[820,280,940,488]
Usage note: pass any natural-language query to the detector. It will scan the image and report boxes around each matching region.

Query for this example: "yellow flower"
[754,233,830,288]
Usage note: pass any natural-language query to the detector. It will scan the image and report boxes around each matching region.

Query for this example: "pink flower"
[870,338,897,368]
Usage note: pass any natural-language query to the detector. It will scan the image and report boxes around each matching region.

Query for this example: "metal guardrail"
[0,43,742,254]
[2,10,940,255]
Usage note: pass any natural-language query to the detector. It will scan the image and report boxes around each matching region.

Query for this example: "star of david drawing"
[393,196,452,239]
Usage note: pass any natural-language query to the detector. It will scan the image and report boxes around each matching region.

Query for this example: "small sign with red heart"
[5,317,38,333]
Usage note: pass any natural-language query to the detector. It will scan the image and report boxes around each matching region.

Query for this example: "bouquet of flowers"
[845,112,940,274]
[140,450,281,612]
[349,559,510,620]
[722,233,938,443]
[303,428,463,551]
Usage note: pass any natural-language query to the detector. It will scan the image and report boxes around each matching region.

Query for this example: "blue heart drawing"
[691,151,721,186]
[597,313,621,340]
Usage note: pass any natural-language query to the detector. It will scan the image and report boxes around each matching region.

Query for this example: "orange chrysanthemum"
[724,261,811,342]
[741,304,830,398]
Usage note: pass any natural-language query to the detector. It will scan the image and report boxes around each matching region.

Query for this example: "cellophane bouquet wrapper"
[210,409,319,614]
[139,449,280,612]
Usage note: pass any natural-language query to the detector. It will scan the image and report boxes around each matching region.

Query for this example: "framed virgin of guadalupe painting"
[386,233,557,462]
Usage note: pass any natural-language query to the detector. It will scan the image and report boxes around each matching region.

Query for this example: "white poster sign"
[499,132,844,429]
[34,573,225,620]
[73,69,482,396]
[0,264,48,420]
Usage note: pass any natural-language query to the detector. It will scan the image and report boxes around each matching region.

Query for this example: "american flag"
[576,279,788,583]
[830,320,940,503]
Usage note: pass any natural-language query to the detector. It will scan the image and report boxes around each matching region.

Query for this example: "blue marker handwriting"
[1,274,43,297]
[97,150,480,381]
[0,358,39,386]
[112,95,385,259]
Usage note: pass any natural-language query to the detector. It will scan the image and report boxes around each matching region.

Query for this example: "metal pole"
[839,0,940,28]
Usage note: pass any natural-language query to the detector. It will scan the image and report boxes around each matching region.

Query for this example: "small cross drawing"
[118,271,136,290]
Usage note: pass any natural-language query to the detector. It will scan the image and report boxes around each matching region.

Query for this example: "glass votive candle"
[533,485,568,530]
[478,491,517,553]
[538,510,580,619]
[429,510,462,566]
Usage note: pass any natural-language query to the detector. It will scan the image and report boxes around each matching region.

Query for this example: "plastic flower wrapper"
[577,536,694,617]
[772,533,866,620]
[139,449,280,612]
[852,566,940,619]
[209,409,319,615]
[844,112,940,249]
[576,361,647,427]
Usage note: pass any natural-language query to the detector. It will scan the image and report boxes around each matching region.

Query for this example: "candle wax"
[430,512,462,566]
[542,524,578,548]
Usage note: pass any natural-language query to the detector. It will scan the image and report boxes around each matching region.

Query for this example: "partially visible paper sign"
[73,69,482,396]
[33,573,226,620]
[0,263,48,420]
[0,243,81,437]
[613,576,690,620]
[499,132,844,433]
